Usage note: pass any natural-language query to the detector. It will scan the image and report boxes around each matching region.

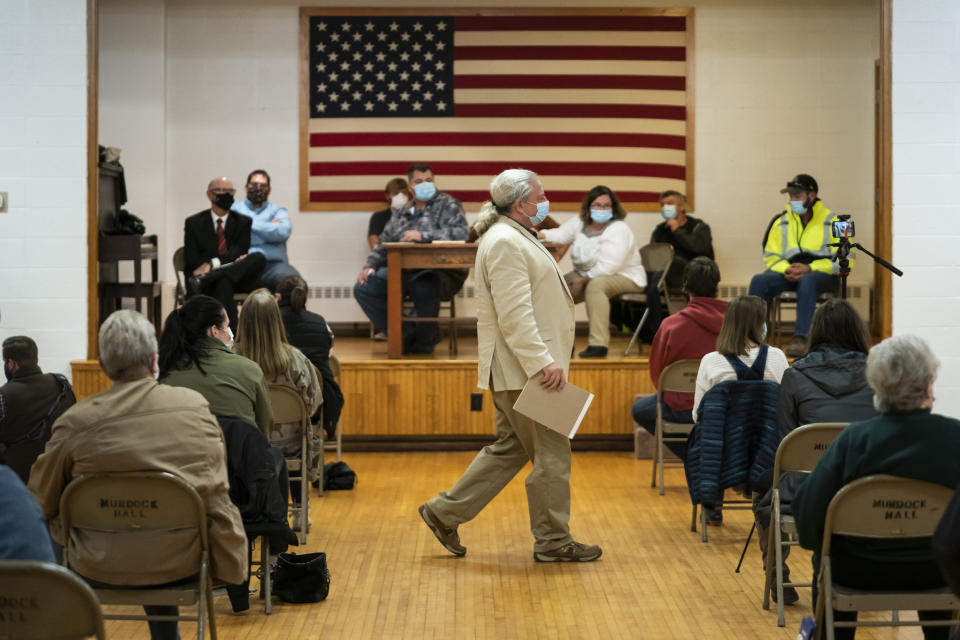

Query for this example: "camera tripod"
[830,217,902,299]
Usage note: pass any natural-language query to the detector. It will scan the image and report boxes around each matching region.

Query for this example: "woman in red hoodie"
[631,257,728,458]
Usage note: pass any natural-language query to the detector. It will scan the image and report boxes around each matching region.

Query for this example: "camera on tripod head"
[832,214,855,239]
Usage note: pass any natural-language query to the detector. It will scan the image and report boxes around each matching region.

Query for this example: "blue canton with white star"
[309,16,455,118]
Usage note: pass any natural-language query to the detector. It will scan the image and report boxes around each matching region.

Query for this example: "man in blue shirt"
[231,169,301,290]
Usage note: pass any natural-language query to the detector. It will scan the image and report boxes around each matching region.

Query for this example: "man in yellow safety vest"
[749,174,847,357]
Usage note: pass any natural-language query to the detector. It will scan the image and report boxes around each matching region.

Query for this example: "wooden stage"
[72,334,656,450]
[101,451,925,639]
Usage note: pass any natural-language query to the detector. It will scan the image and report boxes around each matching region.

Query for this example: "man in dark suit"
[184,176,266,331]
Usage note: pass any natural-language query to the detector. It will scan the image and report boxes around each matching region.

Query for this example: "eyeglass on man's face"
[210,188,236,195]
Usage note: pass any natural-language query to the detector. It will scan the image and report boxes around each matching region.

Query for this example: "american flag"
[301,10,691,211]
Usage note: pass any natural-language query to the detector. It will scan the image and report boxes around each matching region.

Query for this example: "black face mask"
[247,185,268,205]
[213,193,235,210]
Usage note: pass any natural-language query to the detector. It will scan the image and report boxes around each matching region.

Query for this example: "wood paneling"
[70,360,110,400]
[86,0,99,359]
[101,451,911,639]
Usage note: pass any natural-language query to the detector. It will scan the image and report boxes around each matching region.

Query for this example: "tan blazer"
[28,378,248,586]
[475,215,575,391]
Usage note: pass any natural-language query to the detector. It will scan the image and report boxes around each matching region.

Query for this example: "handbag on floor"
[273,551,331,603]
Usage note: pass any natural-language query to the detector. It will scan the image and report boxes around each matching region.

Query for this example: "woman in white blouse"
[692,295,789,419]
[538,186,646,358]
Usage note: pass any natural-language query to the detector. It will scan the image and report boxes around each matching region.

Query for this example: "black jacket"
[650,214,715,262]
[184,209,252,275]
[280,303,344,435]
[0,365,75,483]
[776,345,877,440]
[217,416,289,526]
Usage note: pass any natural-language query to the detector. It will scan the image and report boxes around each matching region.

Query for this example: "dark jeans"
[85,578,183,640]
[631,393,692,459]
[748,269,836,338]
[198,252,266,332]
[353,267,466,351]
[813,552,952,639]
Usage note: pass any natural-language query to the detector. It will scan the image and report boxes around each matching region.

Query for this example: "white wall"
[98,0,878,324]
[892,0,960,416]
[0,0,88,378]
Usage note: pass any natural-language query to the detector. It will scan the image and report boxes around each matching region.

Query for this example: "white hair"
[866,334,939,412]
[473,168,540,235]
[99,310,158,381]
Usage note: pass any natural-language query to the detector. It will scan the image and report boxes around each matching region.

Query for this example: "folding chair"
[325,355,343,462]
[59,471,217,640]
[762,423,848,626]
[619,243,675,356]
[0,560,106,639]
[173,246,248,310]
[815,474,960,639]
[269,383,316,544]
[769,290,834,339]
[647,359,700,493]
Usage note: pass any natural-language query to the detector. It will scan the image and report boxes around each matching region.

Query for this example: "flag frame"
[299,6,695,213]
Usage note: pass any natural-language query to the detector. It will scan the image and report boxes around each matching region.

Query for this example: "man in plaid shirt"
[354,163,469,354]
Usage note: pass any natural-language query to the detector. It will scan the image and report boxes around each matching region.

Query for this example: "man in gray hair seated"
[28,310,247,640]
[793,334,960,639]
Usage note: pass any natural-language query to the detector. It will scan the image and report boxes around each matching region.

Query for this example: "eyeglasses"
[211,188,236,195]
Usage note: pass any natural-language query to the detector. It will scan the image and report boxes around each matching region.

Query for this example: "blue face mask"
[527,199,549,226]
[789,199,806,214]
[590,209,613,224]
[414,181,436,201]
[661,204,677,220]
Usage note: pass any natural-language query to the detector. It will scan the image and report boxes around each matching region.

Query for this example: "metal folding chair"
[269,383,315,544]
[0,560,106,639]
[761,423,848,626]
[647,359,700,493]
[619,243,675,356]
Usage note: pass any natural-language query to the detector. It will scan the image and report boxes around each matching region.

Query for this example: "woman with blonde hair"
[235,289,322,466]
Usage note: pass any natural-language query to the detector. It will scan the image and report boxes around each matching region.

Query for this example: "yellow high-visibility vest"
[762,200,852,275]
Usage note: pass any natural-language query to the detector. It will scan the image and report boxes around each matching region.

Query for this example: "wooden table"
[382,241,562,358]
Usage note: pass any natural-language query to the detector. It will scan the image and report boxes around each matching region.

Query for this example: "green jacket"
[161,337,273,437]
[794,409,960,563]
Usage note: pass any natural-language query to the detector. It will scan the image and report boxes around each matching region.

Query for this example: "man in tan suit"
[29,310,247,639]
[419,169,602,563]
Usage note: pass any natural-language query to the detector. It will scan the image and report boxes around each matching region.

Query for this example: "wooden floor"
[104,452,921,639]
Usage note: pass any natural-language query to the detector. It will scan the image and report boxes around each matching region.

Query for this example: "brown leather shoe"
[418,504,466,557]
[533,541,602,563]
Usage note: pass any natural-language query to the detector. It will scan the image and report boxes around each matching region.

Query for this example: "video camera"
[832,214,854,239]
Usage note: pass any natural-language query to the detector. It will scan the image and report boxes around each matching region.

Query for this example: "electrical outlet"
[470,392,483,412]
[0,192,7,213]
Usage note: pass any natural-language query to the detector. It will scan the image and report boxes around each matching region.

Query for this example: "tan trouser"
[426,388,574,552]
[583,273,643,347]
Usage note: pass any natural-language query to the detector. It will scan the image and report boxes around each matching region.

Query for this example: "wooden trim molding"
[86,0,99,359]
[876,0,893,339]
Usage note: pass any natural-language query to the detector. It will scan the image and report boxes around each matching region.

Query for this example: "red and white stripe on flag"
[299,8,693,212]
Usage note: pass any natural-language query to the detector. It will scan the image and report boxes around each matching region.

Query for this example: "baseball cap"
[780,174,818,194]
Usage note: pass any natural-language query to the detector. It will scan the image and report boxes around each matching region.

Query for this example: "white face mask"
[760,323,768,342]
[390,192,408,213]
[225,326,235,349]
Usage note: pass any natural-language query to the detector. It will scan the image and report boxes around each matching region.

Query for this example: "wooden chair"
[618,243,675,356]
[647,359,700,494]
[325,355,343,462]
[815,474,960,639]
[762,422,848,626]
[269,383,316,545]
[0,560,106,639]
[59,471,217,639]
[173,246,248,309]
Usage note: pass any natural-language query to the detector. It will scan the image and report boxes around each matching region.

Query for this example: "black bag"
[323,461,357,490]
[273,551,330,603]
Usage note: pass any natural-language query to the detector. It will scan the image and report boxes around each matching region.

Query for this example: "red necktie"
[216,218,227,256]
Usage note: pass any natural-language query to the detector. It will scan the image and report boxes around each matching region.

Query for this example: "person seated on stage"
[0,465,56,562]
[231,169,300,291]
[354,163,470,355]
[749,173,846,358]
[276,275,344,442]
[234,289,321,471]
[28,310,247,640]
[650,190,714,289]
[0,336,76,483]
[183,176,266,332]
[631,257,727,458]
[753,298,878,606]
[158,295,273,437]
[368,177,410,250]
[538,185,646,359]
[694,295,789,525]
[794,335,960,638]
